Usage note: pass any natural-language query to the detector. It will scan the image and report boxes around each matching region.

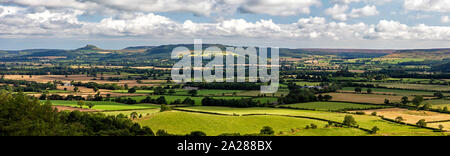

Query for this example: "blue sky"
[1,0,450,50]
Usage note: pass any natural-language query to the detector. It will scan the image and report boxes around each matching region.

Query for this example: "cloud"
[0,0,321,17]
[404,0,450,12]
[325,4,349,21]
[325,4,378,21]
[238,0,321,16]
[349,5,379,18]
[442,16,450,23]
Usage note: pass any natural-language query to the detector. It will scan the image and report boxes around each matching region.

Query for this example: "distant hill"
[76,44,103,51]
[1,44,450,61]
[384,49,450,60]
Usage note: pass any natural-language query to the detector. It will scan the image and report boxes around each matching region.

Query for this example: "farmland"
[2,44,450,136]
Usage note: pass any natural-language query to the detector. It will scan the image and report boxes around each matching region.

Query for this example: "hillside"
[385,49,450,60]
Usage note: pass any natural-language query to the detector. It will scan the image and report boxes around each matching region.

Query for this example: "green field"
[48,100,160,111]
[359,82,450,92]
[282,102,391,111]
[103,108,161,116]
[176,106,442,136]
[340,87,447,96]
[138,111,367,136]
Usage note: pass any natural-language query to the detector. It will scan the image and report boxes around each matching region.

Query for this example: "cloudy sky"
[1,0,450,50]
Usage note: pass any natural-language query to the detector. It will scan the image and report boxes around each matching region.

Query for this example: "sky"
[1,0,450,50]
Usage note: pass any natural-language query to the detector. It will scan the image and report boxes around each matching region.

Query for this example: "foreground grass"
[48,100,160,111]
[138,111,367,136]
[282,102,391,111]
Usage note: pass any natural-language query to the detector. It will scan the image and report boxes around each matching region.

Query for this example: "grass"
[48,100,160,111]
[328,93,408,104]
[282,102,390,111]
[176,106,442,136]
[138,111,366,136]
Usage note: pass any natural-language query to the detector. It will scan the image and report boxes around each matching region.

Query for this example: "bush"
[260,126,275,135]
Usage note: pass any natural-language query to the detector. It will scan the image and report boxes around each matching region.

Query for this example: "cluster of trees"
[202,97,268,108]
[279,83,331,104]
[71,81,123,90]
[0,78,57,92]
[0,91,154,136]
[187,82,260,90]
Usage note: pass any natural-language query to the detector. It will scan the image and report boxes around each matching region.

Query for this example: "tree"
[367,88,372,94]
[371,126,380,134]
[77,100,85,108]
[434,92,444,99]
[93,87,99,93]
[438,125,444,131]
[160,104,172,112]
[324,95,333,101]
[188,90,198,96]
[128,87,137,93]
[416,119,427,127]
[188,131,206,136]
[444,107,449,112]
[130,112,138,120]
[74,86,79,92]
[260,126,274,135]
[343,115,357,127]
[86,102,95,109]
[384,99,390,105]
[422,103,432,110]
[156,96,167,104]
[371,112,377,116]
[401,96,409,105]
[395,116,404,123]
[412,96,424,108]
[354,87,362,94]
[168,89,176,95]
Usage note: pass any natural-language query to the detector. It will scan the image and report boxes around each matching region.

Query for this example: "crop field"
[327,93,408,104]
[356,108,450,129]
[281,102,391,111]
[424,99,450,109]
[47,100,160,111]
[176,106,442,136]
[174,89,244,96]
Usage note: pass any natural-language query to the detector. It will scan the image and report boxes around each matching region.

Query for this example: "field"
[356,108,450,130]
[281,102,391,111]
[138,111,367,136]
[174,106,442,136]
[359,82,450,92]
[327,93,408,104]
[340,87,449,96]
[48,100,160,111]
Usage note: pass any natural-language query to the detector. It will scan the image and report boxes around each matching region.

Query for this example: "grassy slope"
[138,111,367,136]
[176,106,442,136]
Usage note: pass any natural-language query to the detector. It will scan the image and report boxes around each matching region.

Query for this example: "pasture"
[47,100,160,111]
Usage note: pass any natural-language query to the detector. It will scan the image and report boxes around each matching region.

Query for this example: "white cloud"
[404,0,450,12]
[442,16,450,23]
[325,4,349,21]
[349,5,379,18]
[325,4,378,21]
